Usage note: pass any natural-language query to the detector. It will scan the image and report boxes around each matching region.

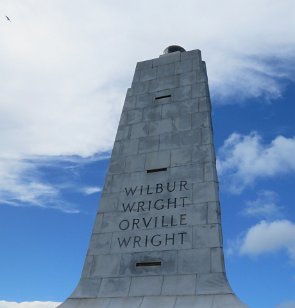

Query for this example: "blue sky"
[0,1,295,307]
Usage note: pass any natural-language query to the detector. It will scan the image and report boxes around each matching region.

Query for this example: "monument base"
[59,294,247,308]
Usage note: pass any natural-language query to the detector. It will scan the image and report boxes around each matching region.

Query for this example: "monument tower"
[60,47,248,307]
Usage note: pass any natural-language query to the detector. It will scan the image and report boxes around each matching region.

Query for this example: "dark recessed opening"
[146,167,167,173]
[155,95,171,101]
[136,261,162,267]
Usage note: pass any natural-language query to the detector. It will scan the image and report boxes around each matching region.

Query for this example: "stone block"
[211,247,225,273]
[98,277,131,297]
[125,154,146,172]
[178,248,211,274]
[80,255,93,279]
[162,274,196,295]
[192,145,215,164]
[204,162,217,182]
[127,109,142,124]
[136,60,153,70]
[140,67,157,82]
[111,141,121,157]
[119,250,177,276]
[171,147,192,166]
[157,63,175,78]
[161,99,196,118]
[173,114,191,131]
[132,70,141,84]
[174,85,192,101]
[192,82,209,98]
[159,133,181,150]
[170,164,203,183]
[196,273,232,295]
[118,111,128,126]
[76,298,111,308]
[88,232,112,255]
[198,97,211,112]
[149,119,173,136]
[120,139,139,156]
[145,150,170,169]
[109,157,125,174]
[123,96,137,110]
[179,129,202,147]
[92,214,104,233]
[181,49,201,61]
[140,296,177,308]
[175,59,193,74]
[149,75,178,92]
[191,112,210,128]
[153,52,181,66]
[193,182,218,204]
[98,194,119,213]
[143,105,162,121]
[115,125,129,141]
[193,224,221,248]
[70,278,101,298]
[89,254,121,278]
[174,295,213,308]
[129,276,163,296]
[207,202,221,224]
[136,93,152,109]
[132,80,150,95]
[212,294,248,308]
[130,122,149,139]
[109,297,143,308]
[139,136,159,153]
[202,127,214,145]
[179,71,197,86]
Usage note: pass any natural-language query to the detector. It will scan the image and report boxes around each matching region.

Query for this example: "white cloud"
[244,191,282,219]
[276,301,295,308]
[239,220,295,262]
[0,301,60,308]
[217,133,295,193]
[1,0,295,208]
[82,186,102,195]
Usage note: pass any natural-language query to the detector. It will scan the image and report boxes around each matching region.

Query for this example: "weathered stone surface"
[59,48,248,308]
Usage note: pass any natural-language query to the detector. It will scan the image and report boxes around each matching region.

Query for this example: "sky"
[0,0,295,307]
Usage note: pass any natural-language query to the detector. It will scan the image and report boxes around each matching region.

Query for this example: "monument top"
[163,45,186,54]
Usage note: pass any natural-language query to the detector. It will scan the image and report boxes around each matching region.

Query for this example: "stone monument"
[59,46,248,307]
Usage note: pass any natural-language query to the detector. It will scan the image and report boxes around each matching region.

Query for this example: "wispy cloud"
[0,301,60,308]
[81,186,102,195]
[243,191,283,219]
[217,133,295,193]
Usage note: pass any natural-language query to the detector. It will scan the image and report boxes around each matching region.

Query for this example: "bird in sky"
[5,15,11,22]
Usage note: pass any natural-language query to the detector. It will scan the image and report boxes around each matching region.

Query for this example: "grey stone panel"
[109,297,143,308]
[161,100,196,118]
[132,69,141,84]
[136,60,153,70]
[120,139,139,156]
[193,224,222,248]
[92,214,104,233]
[207,202,221,224]
[80,255,94,279]
[88,233,112,255]
[110,226,193,253]
[89,254,121,278]
[140,67,157,82]
[138,135,159,153]
[118,111,128,126]
[143,105,162,121]
[153,52,181,66]
[140,296,177,308]
[192,82,209,99]
[98,194,119,213]
[149,75,179,93]
[70,278,101,298]
[204,162,217,182]
[173,114,192,132]
[123,96,137,110]
[202,127,214,145]
[193,182,219,204]
[149,119,173,136]
[211,247,225,273]
[181,49,202,61]
[115,125,129,141]
[109,157,125,174]
[130,122,149,139]
[170,163,203,183]
[178,248,211,274]
[111,141,121,158]
[132,81,150,95]
[171,147,192,167]
[174,85,192,101]
[127,109,143,124]
[191,112,210,128]
[174,295,213,308]
[157,63,175,78]
[145,150,170,169]
[192,145,215,164]
[198,97,211,112]
[196,273,232,295]
[119,250,177,276]
[129,276,163,296]
[125,154,146,173]
[175,59,193,74]
[98,277,131,297]
[179,71,197,86]
[136,94,152,109]
[162,274,196,296]
[75,298,111,308]
[212,294,248,308]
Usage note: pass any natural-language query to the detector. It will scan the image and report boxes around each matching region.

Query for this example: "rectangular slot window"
[146,167,167,173]
[155,94,171,101]
[136,261,162,267]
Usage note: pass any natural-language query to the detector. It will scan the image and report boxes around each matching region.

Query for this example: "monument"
[59,46,248,307]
